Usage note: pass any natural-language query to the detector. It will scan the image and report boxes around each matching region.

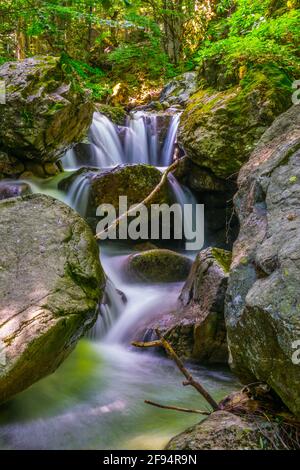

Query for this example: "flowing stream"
[0,112,239,450]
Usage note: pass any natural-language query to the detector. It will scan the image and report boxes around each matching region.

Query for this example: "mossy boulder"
[127,249,192,283]
[95,104,127,125]
[134,248,231,363]
[166,411,281,450]
[179,66,292,179]
[0,56,93,167]
[0,194,105,403]
[225,105,300,417]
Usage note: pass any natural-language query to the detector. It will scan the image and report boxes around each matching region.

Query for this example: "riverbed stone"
[225,104,300,417]
[0,193,105,403]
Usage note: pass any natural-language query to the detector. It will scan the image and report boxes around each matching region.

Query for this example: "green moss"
[211,248,232,273]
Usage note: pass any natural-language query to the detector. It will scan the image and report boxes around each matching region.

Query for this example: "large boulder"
[179,66,292,179]
[126,249,192,283]
[136,248,230,363]
[0,194,105,403]
[0,56,93,170]
[166,411,282,450]
[225,105,300,417]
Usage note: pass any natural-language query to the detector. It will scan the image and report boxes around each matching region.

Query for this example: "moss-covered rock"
[126,249,192,283]
[91,164,172,210]
[134,247,231,363]
[179,66,292,178]
[0,56,93,167]
[166,411,281,450]
[0,194,105,403]
[225,105,300,417]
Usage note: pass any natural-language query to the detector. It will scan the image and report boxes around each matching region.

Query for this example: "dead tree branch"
[144,400,211,415]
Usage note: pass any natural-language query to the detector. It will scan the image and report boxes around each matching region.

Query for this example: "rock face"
[179,67,292,179]
[0,56,93,172]
[166,411,280,450]
[126,249,192,283]
[160,72,198,107]
[136,248,230,363]
[0,194,105,403]
[225,105,300,417]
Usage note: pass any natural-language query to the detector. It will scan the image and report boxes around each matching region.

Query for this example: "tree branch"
[144,400,211,415]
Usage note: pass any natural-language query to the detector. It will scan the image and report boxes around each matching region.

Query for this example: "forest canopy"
[0,0,299,102]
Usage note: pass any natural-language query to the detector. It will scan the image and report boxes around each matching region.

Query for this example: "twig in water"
[144,400,211,415]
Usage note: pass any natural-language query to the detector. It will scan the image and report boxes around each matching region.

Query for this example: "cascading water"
[0,111,239,450]
[62,111,180,170]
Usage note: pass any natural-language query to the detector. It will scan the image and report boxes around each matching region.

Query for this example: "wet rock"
[166,411,281,450]
[0,151,25,178]
[179,66,292,179]
[0,194,105,403]
[0,180,31,200]
[95,104,127,125]
[0,56,93,168]
[90,164,172,211]
[225,104,300,417]
[126,249,192,283]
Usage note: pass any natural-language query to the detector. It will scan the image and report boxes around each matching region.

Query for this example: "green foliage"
[60,53,110,100]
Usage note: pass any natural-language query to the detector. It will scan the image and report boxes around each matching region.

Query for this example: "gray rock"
[0,194,105,403]
[160,72,198,106]
[0,180,31,200]
[225,104,300,417]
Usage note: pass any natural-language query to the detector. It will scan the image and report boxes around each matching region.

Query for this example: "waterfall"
[161,113,180,166]
[168,173,198,240]
[89,113,124,166]
[61,148,78,170]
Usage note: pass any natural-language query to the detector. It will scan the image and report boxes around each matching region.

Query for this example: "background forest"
[0,0,299,104]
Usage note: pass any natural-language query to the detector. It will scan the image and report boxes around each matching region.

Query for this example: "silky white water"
[0,112,239,450]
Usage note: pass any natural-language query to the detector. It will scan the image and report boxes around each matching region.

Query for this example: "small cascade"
[66,173,91,217]
[161,113,180,166]
[168,173,198,238]
[88,279,126,340]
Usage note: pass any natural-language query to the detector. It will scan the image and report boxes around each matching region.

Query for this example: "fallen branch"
[95,159,180,240]
[144,400,211,415]
[132,329,219,412]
